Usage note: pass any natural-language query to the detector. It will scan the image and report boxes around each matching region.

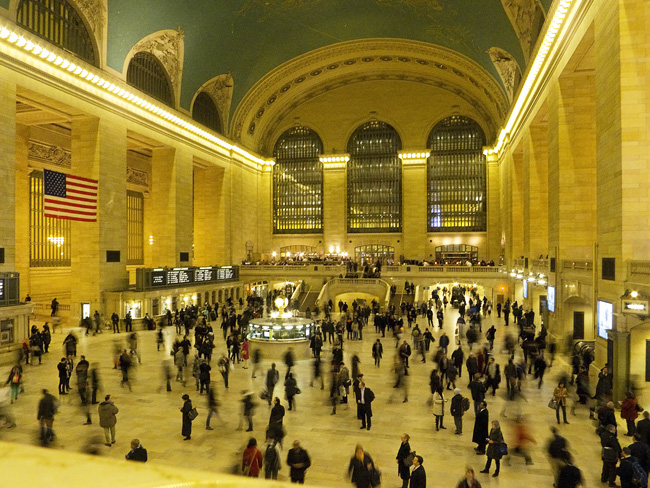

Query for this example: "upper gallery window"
[347,121,402,233]
[273,126,324,234]
[192,92,222,133]
[127,52,174,107]
[427,116,486,232]
[17,0,97,66]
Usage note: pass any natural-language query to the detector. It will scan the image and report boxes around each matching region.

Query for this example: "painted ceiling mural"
[105,0,548,114]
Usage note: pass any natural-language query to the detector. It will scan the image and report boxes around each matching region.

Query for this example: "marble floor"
[1,306,606,487]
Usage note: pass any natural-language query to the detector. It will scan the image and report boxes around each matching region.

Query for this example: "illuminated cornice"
[0,24,274,167]
[484,0,577,157]
[319,155,350,164]
[398,150,430,160]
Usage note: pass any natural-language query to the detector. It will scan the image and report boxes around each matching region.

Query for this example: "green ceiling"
[106,0,548,114]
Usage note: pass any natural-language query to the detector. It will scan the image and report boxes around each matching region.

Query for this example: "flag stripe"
[44,198,96,210]
[67,175,98,184]
[66,181,97,190]
[45,213,96,222]
[66,188,97,197]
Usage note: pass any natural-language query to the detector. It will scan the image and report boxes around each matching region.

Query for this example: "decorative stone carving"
[28,141,71,168]
[501,0,545,60]
[487,47,521,102]
[75,0,106,34]
[127,167,148,186]
[200,74,234,133]
[133,28,185,91]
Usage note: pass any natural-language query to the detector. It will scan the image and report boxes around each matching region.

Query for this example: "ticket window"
[127,301,142,319]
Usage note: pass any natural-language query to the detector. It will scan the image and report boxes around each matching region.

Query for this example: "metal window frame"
[17,0,97,66]
[126,190,144,265]
[127,52,174,107]
[272,126,324,234]
[427,116,487,232]
[192,92,222,133]
[29,170,71,267]
[347,121,402,233]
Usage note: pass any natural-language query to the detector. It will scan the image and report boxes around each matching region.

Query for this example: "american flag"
[44,169,98,222]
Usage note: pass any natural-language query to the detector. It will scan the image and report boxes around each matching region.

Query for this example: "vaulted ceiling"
[105,0,552,115]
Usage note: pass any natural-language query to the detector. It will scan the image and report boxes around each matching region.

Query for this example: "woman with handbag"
[348,444,379,488]
[553,381,569,424]
[433,386,447,431]
[620,391,641,436]
[480,420,504,477]
[242,437,262,477]
[396,433,412,488]
[180,394,194,440]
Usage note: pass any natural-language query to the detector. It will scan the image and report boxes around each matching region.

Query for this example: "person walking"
[553,381,569,424]
[37,389,57,446]
[57,357,68,395]
[600,424,622,487]
[410,455,426,488]
[241,390,255,432]
[480,420,504,477]
[242,437,263,477]
[180,394,194,440]
[396,433,412,488]
[372,339,383,367]
[556,451,583,488]
[5,365,21,404]
[473,401,489,455]
[286,439,311,484]
[205,384,222,430]
[348,444,377,488]
[98,394,119,446]
[263,438,282,480]
[456,467,482,488]
[265,363,280,405]
[285,372,299,411]
[241,338,250,369]
[269,397,285,445]
[217,354,230,389]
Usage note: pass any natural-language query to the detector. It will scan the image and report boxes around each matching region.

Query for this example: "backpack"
[264,444,278,468]
[630,458,648,488]
[461,397,471,412]
[403,451,416,467]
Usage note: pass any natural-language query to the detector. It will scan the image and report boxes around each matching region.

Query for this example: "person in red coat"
[241,339,250,369]
[619,391,641,436]
[242,437,263,477]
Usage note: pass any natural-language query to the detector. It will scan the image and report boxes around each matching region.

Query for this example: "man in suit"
[472,401,489,455]
[357,381,375,430]
[409,455,426,488]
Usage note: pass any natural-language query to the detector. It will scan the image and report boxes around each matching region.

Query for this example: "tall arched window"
[347,121,402,233]
[127,52,174,107]
[192,92,222,133]
[427,116,486,231]
[273,126,323,234]
[17,0,97,66]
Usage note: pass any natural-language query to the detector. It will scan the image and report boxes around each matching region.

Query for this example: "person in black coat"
[600,424,621,486]
[357,381,375,430]
[396,433,411,488]
[180,394,193,440]
[287,439,311,484]
[617,447,638,488]
[636,411,650,446]
[473,401,489,454]
[410,455,426,488]
[628,433,650,472]
[348,445,376,488]
[125,438,148,462]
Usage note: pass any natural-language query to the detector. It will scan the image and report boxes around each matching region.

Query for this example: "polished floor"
[1,304,606,487]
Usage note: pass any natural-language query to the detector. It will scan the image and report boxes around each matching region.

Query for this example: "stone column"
[322,160,347,254]
[523,124,549,260]
[146,146,193,267]
[401,155,427,260]
[70,116,128,323]
[14,124,29,293]
[193,164,228,264]
[0,79,16,272]
[486,154,501,263]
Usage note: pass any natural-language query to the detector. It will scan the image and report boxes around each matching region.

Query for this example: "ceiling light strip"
[0,25,274,167]
[484,0,576,157]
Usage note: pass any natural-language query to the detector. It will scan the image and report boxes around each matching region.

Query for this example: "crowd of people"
[3,286,648,487]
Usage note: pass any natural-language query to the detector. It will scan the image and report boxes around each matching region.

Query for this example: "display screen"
[194,268,215,282]
[598,300,613,339]
[522,279,528,299]
[217,268,234,280]
[151,270,166,286]
[167,268,193,285]
[547,286,555,313]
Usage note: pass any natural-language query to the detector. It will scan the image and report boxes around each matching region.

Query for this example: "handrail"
[562,260,593,271]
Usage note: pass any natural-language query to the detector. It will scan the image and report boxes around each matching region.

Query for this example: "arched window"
[347,121,402,233]
[273,126,323,234]
[127,52,174,107]
[192,92,222,133]
[17,0,96,66]
[427,116,486,232]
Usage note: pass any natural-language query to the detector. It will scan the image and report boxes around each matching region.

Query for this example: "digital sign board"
[598,300,613,339]
[522,279,528,299]
[547,286,555,313]
[135,266,238,291]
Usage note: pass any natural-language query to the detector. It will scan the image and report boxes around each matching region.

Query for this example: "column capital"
[320,154,349,170]
[398,150,430,166]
